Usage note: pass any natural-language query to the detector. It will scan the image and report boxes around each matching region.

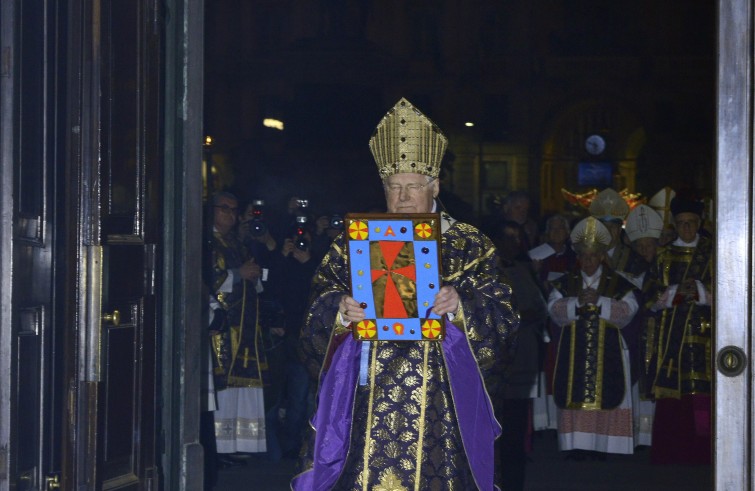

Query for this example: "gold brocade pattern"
[375,470,409,491]
[343,341,470,490]
[299,218,519,490]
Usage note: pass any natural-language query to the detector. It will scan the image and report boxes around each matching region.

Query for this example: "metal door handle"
[102,310,120,326]
[717,345,746,377]
[45,474,61,490]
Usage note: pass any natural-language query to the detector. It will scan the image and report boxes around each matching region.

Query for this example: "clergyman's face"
[578,249,605,277]
[383,173,438,214]
[633,237,658,263]
[213,195,238,235]
[504,198,529,225]
[674,212,701,243]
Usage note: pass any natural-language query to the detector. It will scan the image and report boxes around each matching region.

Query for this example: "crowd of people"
[202,97,712,491]
[488,185,712,483]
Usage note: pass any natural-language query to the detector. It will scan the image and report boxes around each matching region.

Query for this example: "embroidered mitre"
[369,97,447,179]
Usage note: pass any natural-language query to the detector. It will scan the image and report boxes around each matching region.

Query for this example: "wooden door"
[68,0,163,489]
[1,0,206,489]
[0,1,67,490]
[96,1,161,488]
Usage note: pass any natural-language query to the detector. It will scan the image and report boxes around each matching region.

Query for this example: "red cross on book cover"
[345,213,443,341]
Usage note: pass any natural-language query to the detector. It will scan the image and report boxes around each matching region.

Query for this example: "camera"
[296,199,309,210]
[329,214,344,229]
[293,215,309,251]
[248,199,267,237]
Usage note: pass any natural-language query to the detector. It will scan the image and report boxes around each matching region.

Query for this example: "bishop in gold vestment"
[292,98,518,491]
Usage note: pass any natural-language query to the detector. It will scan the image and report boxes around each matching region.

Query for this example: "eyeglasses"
[675,218,700,227]
[384,178,436,196]
[214,204,239,214]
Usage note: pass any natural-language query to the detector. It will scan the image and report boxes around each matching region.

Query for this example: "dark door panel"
[93,0,161,488]
[7,0,62,489]
[4,0,168,487]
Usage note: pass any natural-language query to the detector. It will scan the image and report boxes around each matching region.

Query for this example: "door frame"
[0,0,16,485]
[715,0,753,489]
[160,0,206,489]
[0,0,205,488]
[63,0,206,488]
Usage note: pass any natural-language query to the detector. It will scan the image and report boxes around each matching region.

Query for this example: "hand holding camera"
[291,245,311,264]
[281,238,296,257]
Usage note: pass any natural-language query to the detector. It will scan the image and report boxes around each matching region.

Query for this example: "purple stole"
[291,317,500,491]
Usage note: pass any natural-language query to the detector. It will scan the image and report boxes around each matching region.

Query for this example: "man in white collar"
[644,193,712,466]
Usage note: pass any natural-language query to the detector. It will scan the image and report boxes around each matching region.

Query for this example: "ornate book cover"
[345,213,444,341]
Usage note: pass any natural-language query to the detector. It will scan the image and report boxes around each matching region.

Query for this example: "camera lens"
[250,219,266,236]
[295,237,309,251]
[329,215,343,229]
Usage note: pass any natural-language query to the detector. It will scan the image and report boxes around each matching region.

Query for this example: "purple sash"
[443,318,502,491]
[292,318,500,490]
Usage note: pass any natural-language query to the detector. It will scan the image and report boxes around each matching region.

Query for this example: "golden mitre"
[369,97,447,179]
[589,188,629,223]
[570,216,612,252]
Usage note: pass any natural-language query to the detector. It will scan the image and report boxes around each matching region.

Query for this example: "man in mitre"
[293,98,519,491]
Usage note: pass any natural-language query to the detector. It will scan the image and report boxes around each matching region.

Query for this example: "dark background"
[203,0,715,223]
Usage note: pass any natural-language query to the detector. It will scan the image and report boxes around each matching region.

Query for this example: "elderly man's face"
[383,173,438,214]
[578,249,605,277]
[504,198,529,225]
[633,237,658,263]
[674,212,701,243]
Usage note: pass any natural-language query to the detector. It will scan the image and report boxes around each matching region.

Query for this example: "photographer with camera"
[262,212,318,461]
[239,199,278,262]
